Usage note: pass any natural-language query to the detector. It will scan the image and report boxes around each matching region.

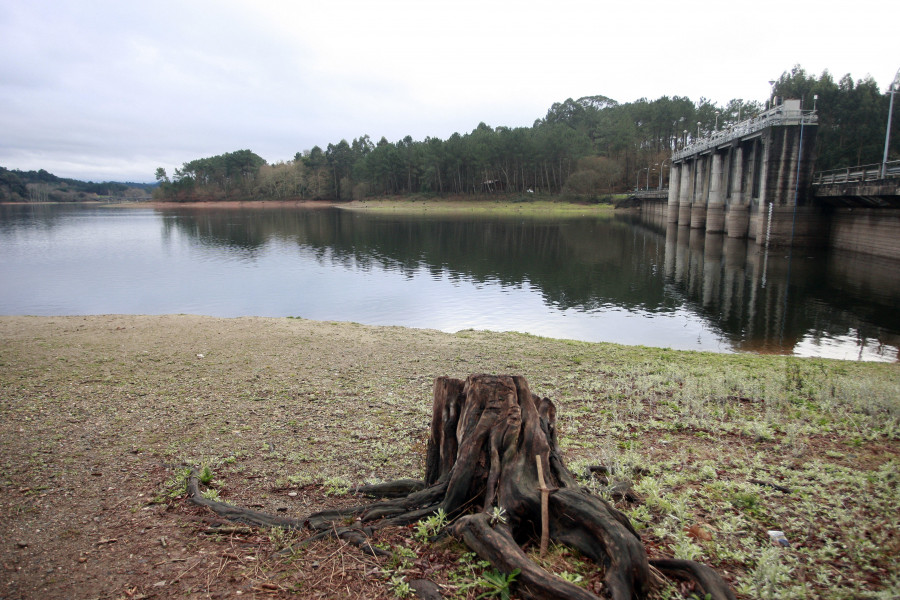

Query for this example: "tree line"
[150,65,898,202]
[770,65,895,170]
[0,166,153,202]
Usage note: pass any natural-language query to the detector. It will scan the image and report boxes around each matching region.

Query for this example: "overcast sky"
[1,0,897,183]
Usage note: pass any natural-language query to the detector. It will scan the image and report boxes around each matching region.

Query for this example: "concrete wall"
[828,208,900,260]
[639,198,669,221]
[754,204,830,248]
[637,201,899,260]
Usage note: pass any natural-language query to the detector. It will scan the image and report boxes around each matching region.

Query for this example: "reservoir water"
[1,202,898,361]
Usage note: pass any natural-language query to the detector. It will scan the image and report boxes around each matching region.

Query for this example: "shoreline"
[129,199,337,210]
[112,195,618,214]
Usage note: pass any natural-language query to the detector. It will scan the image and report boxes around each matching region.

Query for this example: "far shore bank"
[122,199,336,210]
[341,197,617,215]
[7,195,622,216]
[116,195,620,214]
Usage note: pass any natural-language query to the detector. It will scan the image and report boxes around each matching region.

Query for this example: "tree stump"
[188,374,735,599]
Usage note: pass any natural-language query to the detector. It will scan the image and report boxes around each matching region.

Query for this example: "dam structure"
[666,99,819,247]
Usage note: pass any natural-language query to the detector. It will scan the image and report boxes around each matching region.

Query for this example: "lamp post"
[658,157,671,189]
[715,111,720,130]
[882,67,900,178]
[672,118,684,151]
[647,164,656,190]
[635,166,651,190]
[697,121,701,139]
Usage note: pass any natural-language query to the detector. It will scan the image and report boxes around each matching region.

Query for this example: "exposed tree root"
[353,479,426,498]
[409,578,443,600]
[749,478,792,494]
[187,474,304,530]
[184,374,736,599]
[452,512,598,600]
[649,559,737,600]
[186,470,389,557]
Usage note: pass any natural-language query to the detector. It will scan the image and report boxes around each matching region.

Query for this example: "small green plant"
[738,546,793,599]
[672,533,704,561]
[455,550,491,571]
[414,507,448,542]
[698,464,717,480]
[475,569,520,600]
[323,476,351,496]
[201,488,221,501]
[559,571,584,585]
[199,465,214,485]
[730,491,761,515]
[390,574,412,598]
[378,544,417,581]
[288,473,315,486]
[155,467,191,502]
[267,526,302,552]
[450,550,494,596]
[388,545,417,570]
[489,505,507,526]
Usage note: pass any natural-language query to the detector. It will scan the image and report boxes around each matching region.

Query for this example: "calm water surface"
[1,203,898,361]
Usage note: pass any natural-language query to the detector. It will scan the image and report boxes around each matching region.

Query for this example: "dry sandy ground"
[1,315,897,600]
[0,315,572,600]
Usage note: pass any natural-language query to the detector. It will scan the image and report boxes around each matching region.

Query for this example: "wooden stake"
[535,455,550,558]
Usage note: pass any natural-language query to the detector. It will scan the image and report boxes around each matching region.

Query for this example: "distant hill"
[0,166,156,202]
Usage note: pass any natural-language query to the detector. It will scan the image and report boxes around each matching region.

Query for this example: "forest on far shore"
[3,65,895,204]
[0,166,154,203]
[153,66,897,203]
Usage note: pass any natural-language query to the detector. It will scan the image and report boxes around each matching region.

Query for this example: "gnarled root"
[187,471,304,530]
[452,513,597,600]
[650,559,738,600]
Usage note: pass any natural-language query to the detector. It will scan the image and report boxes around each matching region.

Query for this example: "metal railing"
[673,104,818,161]
[813,161,900,185]
[632,188,669,197]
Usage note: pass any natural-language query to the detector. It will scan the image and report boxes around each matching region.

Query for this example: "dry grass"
[0,315,897,599]
[341,195,617,217]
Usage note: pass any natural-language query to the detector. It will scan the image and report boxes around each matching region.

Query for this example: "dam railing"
[673,103,818,162]
[813,161,900,185]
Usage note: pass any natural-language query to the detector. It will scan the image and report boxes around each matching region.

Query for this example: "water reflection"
[0,203,897,361]
[649,213,899,361]
[157,206,677,313]
[155,205,898,360]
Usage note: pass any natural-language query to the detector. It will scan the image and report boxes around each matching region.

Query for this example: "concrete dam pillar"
[678,160,693,225]
[690,155,708,229]
[726,144,749,238]
[667,163,682,223]
[706,151,726,233]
